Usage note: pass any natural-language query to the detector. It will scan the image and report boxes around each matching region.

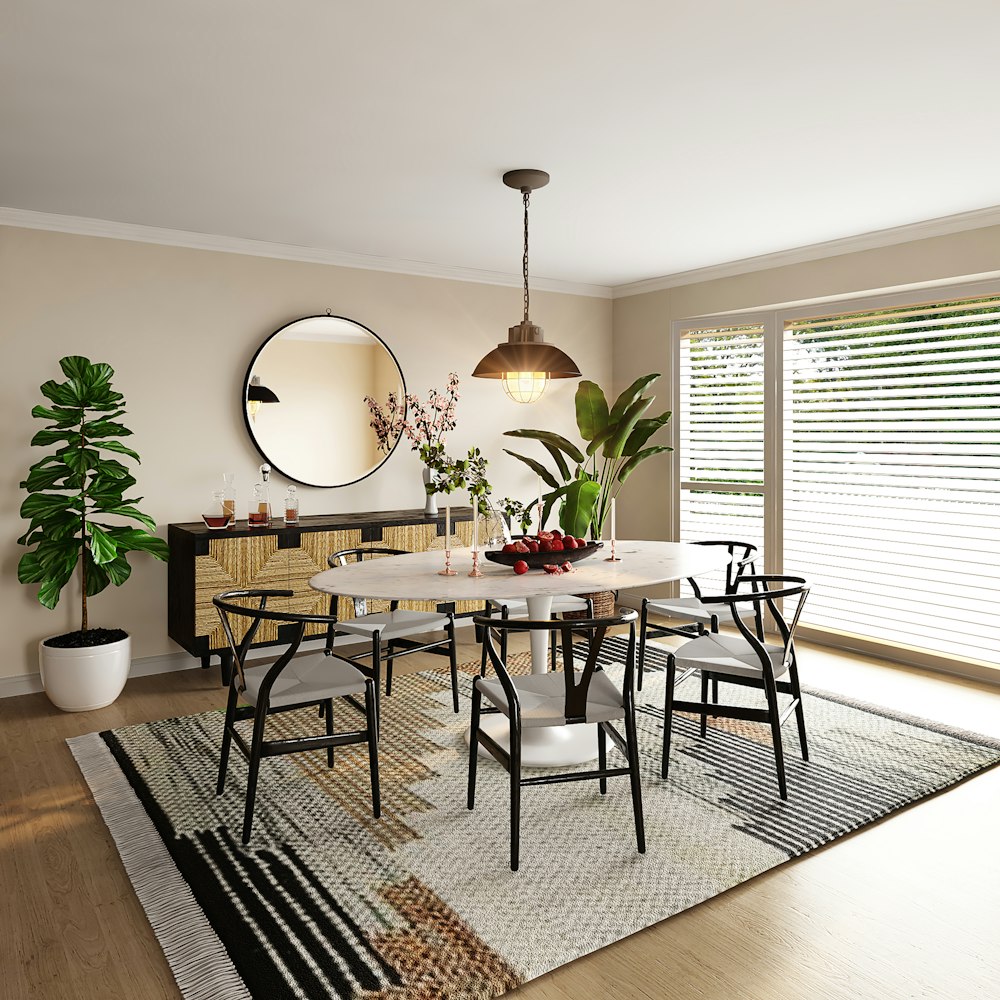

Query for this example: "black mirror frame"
[242,314,407,488]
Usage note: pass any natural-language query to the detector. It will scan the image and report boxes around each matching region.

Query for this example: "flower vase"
[422,466,438,516]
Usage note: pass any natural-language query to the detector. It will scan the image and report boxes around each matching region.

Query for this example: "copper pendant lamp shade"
[472,170,581,403]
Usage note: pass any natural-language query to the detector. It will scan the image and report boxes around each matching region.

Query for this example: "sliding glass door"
[672,286,1000,669]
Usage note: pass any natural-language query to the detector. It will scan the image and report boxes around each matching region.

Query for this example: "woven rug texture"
[69,638,1000,1000]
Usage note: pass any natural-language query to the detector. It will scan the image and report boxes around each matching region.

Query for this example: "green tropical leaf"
[602,395,653,459]
[22,462,77,493]
[98,440,141,462]
[31,428,79,448]
[585,424,617,458]
[540,442,570,482]
[91,458,132,480]
[20,492,80,520]
[31,404,80,425]
[17,551,44,584]
[103,555,133,586]
[60,446,100,475]
[83,552,111,597]
[574,381,610,442]
[106,528,169,561]
[58,356,96,381]
[502,429,585,466]
[608,373,660,425]
[616,445,672,484]
[87,523,119,564]
[622,411,671,456]
[92,504,157,532]
[558,478,601,538]
[83,419,132,439]
[40,378,85,408]
[540,485,569,529]
[34,549,78,609]
[502,449,560,489]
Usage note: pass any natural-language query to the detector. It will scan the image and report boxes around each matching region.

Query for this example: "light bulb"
[502,372,548,404]
[247,398,261,420]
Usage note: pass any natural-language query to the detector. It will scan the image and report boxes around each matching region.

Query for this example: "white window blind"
[679,325,766,593]
[783,294,1000,665]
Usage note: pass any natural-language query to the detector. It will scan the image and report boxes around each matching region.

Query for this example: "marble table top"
[308,540,730,603]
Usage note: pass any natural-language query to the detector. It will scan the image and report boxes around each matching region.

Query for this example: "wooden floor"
[2,632,999,1000]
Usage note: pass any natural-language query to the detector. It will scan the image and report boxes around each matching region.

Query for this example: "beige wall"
[2,226,612,680]
[612,224,1000,542]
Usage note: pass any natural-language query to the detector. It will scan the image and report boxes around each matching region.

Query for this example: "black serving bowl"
[483,541,603,569]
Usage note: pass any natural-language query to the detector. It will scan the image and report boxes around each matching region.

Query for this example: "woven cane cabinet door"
[168,509,476,662]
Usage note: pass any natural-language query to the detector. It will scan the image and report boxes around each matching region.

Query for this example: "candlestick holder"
[604,539,622,562]
[468,548,483,578]
[438,549,458,576]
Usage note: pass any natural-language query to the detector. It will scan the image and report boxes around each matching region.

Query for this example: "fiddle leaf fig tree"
[17,356,169,634]
[504,374,671,538]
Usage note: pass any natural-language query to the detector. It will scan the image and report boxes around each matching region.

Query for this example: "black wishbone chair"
[660,576,810,800]
[638,540,761,691]
[325,548,460,714]
[213,590,380,844]
[469,609,645,872]
[480,594,595,670]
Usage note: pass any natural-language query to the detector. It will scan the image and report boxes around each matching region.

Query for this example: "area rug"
[69,639,1000,1000]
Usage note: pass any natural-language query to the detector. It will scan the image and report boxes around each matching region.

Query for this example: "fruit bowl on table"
[484,540,603,569]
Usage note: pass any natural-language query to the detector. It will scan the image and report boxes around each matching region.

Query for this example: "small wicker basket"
[564,589,616,620]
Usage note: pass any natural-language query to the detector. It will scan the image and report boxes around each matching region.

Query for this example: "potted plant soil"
[17,356,169,711]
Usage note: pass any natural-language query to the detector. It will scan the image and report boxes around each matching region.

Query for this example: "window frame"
[670,276,1000,680]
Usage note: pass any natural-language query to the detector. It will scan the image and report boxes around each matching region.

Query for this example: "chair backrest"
[472,609,640,724]
[213,589,340,697]
[326,547,411,617]
[687,540,759,598]
[701,575,810,677]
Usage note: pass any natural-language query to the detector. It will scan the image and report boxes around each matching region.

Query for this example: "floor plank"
[1,633,997,1000]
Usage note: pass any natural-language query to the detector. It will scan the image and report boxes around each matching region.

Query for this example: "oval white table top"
[308,540,730,602]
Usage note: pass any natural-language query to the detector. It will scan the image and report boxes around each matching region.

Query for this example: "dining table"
[309,539,730,768]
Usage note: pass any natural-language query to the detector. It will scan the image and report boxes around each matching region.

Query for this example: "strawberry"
[513,560,529,575]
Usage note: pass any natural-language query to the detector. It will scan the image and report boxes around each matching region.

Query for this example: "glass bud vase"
[422,466,438,517]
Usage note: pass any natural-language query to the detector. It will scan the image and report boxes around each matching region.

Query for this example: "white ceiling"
[3,1,1000,289]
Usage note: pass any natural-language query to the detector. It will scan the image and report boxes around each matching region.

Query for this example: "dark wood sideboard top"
[169,506,475,541]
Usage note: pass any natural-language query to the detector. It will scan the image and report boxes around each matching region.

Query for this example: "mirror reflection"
[243,315,405,487]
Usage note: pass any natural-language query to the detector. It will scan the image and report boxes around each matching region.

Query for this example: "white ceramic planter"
[38,633,132,712]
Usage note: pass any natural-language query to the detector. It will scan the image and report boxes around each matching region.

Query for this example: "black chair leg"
[699,671,709,738]
[325,699,335,768]
[789,656,809,761]
[624,711,646,854]
[661,652,677,780]
[242,708,268,844]
[711,675,719,703]
[385,642,394,697]
[597,723,607,795]
[637,602,648,692]
[364,681,381,818]
[447,619,460,713]
[217,682,239,795]
[509,720,521,872]
[468,686,481,810]
[763,676,788,800]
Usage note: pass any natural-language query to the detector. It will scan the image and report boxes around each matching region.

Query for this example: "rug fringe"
[68,732,252,1000]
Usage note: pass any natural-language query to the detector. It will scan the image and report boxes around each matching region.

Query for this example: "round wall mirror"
[243,315,405,487]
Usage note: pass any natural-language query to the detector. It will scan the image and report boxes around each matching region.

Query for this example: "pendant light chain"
[522,189,530,323]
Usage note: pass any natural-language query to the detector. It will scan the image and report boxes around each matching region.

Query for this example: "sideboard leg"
[220,651,233,688]
[201,655,211,670]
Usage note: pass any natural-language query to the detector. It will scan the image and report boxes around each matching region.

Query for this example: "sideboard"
[168,508,477,683]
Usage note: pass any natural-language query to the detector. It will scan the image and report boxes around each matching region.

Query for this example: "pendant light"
[246,375,279,420]
[472,169,581,403]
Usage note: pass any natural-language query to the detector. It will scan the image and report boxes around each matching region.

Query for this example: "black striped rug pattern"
[69,637,1000,1000]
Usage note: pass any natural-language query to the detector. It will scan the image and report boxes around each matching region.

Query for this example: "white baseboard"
[2,618,481,700]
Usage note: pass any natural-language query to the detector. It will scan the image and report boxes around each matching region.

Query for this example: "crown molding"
[0,206,613,300]
[612,204,1000,299]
